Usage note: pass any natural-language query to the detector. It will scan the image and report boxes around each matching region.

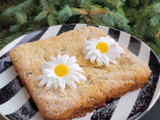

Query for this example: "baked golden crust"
[9,26,151,120]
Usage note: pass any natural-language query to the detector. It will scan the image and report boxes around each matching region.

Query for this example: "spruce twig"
[89,8,106,17]
[156,31,160,38]
[102,14,112,26]
[105,0,119,10]
[71,8,88,15]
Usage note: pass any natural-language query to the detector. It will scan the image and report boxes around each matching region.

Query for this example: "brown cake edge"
[44,82,147,120]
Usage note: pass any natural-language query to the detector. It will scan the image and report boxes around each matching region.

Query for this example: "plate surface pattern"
[0,24,160,120]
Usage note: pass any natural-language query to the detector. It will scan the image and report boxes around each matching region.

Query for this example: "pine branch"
[124,1,160,41]
[60,0,79,8]
[0,13,16,28]
[4,0,34,15]
[153,2,160,13]
[47,13,57,26]
[150,3,160,26]
[125,0,139,8]
[80,0,92,12]
[156,30,160,38]
[89,18,99,25]
[150,16,160,26]
[139,0,150,6]
[48,0,61,6]
[9,25,20,33]
[40,0,50,12]
[71,8,88,16]
[15,12,27,24]
[101,14,114,26]
[37,0,57,25]
[58,6,72,23]
[89,8,106,17]
[35,10,49,21]
[93,0,121,11]
[19,1,34,13]
[105,10,129,30]
[105,0,121,10]
[47,14,53,26]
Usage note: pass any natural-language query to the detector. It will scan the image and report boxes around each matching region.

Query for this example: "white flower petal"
[54,80,58,89]
[68,64,83,72]
[36,74,46,81]
[84,50,95,60]
[90,54,97,63]
[103,54,109,61]
[68,63,79,68]
[62,54,69,64]
[90,38,100,43]
[116,46,126,54]
[69,71,87,81]
[95,49,101,55]
[67,74,80,83]
[83,41,92,48]
[109,43,117,49]
[106,36,115,42]
[46,62,56,67]
[41,62,55,69]
[47,73,55,77]
[96,56,103,66]
[38,78,48,87]
[42,69,54,74]
[99,37,106,42]
[57,54,63,64]
[46,79,54,87]
[50,56,56,61]
[86,45,96,50]
[65,80,77,89]
[103,59,109,67]
[58,78,66,92]
[85,40,96,45]
[66,56,77,66]
[50,56,59,65]
[109,59,117,64]
[108,51,121,58]
[102,55,109,67]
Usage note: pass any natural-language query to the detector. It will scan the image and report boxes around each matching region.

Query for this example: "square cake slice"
[9,26,151,120]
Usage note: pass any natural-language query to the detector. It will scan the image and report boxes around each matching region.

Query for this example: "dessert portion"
[9,26,151,120]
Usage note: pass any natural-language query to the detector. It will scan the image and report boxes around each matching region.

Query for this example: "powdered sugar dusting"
[32,87,82,117]
[91,99,119,120]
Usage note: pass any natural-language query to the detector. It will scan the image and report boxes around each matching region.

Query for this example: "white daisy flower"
[36,54,87,92]
[82,36,125,66]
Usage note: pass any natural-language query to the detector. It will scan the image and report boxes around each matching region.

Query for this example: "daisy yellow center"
[96,42,109,53]
[55,64,69,77]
